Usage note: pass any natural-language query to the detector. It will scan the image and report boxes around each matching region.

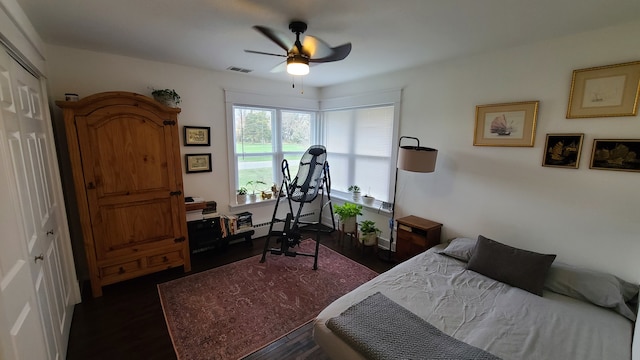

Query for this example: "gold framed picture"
[566,60,640,118]
[542,133,584,169]
[185,153,212,173]
[473,101,539,147]
[590,139,640,172]
[184,126,211,146]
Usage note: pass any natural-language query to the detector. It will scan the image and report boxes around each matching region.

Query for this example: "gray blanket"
[326,292,501,360]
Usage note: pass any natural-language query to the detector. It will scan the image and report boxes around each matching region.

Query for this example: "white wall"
[321,20,640,282]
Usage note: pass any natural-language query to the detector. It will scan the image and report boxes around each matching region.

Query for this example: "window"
[226,89,400,205]
[320,89,401,203]
[232,106,316,193]
[322,105,395,202]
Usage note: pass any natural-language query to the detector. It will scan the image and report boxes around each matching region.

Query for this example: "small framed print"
[542,133,584,169]
[185,153,212,173]
[567,61,640,118]
[474,101,539,147]
[184,126,210,146]
[590,139,640,172]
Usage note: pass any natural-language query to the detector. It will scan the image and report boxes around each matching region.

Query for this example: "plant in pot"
[362,187,375,206]
[151,88,181,107]
[348,185,361,202]
[359,219,380,246]
[333,202,362,233]
[246,180,266,202]
[237,186,248,204]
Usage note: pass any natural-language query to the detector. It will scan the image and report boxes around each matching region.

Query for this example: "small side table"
[394,215,442,262]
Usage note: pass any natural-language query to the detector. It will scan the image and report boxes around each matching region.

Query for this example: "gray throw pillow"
[467,235,556,296]
[437,237,476,262]
[545,262,638,321]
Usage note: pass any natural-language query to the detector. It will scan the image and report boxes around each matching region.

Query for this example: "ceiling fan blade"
[244,49,287,57]
[270,61,287,73]
[302,35,333,59]
[253,25,294,52]
[309,43,352,63]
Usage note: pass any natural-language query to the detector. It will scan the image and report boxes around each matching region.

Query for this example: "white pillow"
[436,237,476,262]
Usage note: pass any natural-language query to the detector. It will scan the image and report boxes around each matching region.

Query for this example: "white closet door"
[0,47,75,360]
[0,48,49,360]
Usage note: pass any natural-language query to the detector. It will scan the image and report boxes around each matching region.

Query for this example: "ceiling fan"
[245,21,352,76]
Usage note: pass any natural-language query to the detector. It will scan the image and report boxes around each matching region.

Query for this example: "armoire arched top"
[56,91,181,115]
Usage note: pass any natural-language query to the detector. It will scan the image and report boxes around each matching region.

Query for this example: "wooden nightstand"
[394,215,442,262]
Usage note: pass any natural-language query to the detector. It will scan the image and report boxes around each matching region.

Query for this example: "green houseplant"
[151,88,181,107]
[246,180,266,202]
[348,185,361,202]
[359,219,380,246]
[237,186,248,204]
[333,202,362,233]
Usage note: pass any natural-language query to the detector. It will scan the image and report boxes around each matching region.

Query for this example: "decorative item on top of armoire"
[56,91,191,297]
[151,88,181,107]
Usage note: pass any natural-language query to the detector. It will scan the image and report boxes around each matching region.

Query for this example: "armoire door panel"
[81,108,175,196]
[93,198,178,260]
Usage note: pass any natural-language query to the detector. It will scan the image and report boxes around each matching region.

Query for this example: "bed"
[313,236,638,360]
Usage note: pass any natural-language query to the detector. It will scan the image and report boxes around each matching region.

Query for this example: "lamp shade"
[397,145,438,173]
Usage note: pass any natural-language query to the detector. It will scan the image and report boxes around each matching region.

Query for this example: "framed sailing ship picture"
[566,61,640,118]
[590,139,640,172]
[474,101,539,147]
[542,134,584,169]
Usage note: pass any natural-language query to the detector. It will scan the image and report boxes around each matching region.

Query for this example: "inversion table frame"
[260,145,335,269]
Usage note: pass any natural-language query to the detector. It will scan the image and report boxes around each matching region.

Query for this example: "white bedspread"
[314,246,634,360]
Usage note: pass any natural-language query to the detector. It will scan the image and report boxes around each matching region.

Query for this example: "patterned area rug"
[158,239,378,360]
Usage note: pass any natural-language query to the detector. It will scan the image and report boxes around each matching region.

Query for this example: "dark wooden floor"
[66,229,395,360]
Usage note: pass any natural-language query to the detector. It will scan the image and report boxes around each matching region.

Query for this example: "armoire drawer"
[147,250,184,267]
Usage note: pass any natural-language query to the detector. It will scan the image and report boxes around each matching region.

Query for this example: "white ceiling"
[15,0,640,87]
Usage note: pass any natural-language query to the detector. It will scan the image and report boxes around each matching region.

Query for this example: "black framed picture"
[184,126,210,146]
[542,133,584,169]
[185,153,212,173]
[590,139,640,172]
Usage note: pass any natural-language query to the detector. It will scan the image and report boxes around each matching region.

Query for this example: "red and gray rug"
[158,239,378,360]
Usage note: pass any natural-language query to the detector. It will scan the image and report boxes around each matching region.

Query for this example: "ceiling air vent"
[227,66,252,73]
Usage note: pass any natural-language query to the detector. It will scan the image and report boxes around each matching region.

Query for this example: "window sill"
[331,194,392,215]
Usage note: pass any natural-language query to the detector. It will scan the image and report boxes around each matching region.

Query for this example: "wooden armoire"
[57,91,190,297]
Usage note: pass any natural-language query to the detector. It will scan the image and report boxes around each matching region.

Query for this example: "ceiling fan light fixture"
[286,54,310,75]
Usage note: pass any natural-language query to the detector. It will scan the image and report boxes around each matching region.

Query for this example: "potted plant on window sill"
[359,219,380,246]
[348,185,361,202]
[237,187,248,204]
[246,180,266,202]
[362,187,375,206]
[333,202,362,233]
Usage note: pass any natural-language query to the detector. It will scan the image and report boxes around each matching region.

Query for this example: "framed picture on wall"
[184,126,211,146]
[542,133,584,169]
[185,153,212,173]
[590,139,640,172]
[473,101,539,147]
[566,61,640,118]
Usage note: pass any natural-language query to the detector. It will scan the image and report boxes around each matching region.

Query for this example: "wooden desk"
[395,215,442,262]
